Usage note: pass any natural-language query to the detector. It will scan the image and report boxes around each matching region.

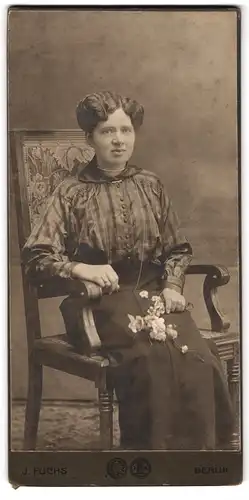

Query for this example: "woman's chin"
[104,157,128,166]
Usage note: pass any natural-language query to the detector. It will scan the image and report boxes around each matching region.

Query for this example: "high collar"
[77,155,142,183]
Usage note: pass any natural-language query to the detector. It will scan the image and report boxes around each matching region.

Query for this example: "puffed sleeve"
[158,181,193,293]
[22,179,80,284]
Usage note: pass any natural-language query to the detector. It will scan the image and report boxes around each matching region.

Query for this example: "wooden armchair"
[10,130,240,451]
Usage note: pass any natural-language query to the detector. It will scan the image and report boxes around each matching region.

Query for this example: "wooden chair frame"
[10,130,240,450]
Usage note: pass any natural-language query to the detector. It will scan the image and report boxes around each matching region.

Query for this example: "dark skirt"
[91,271,234,450]
[63,261,235,450]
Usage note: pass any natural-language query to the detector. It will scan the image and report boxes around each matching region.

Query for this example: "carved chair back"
[10,130,94,350]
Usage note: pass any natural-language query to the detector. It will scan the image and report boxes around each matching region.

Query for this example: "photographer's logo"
[107,458,127,479]
[130,457,151,478]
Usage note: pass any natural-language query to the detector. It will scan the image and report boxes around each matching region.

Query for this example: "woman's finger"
[106,282,119,294]
[106,265,119,280]
[106,276,119,293]
[110,277,119,290]
[106,267,118,282]
[165,297,172,314]
[102,273,113,288]
[176,301,185,312]
[102,273,118,294]
[179,297,186,311]
[112,282,120,292]
[170,300,177,313]
[175,296,185,311]
[94,276,106,288]
[108,270,119,289]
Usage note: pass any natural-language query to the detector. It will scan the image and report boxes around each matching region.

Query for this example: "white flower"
[154,302,165,315]
[128,314,137,333]
[166,324,178,340]
[181,345,189,354]
[150,317,167,342]
[147,306,155,314]
[151,317,166,338]
[151,295,161,302]
[134,315,145,332]
[139,290,149,299]
[144,314,158,329]
[127,314,145,333]
[150,330,166,342]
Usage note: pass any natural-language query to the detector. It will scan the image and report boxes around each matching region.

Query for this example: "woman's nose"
[112,132,123,144]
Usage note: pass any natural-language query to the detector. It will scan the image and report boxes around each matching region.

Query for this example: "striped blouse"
[22,156,193,293]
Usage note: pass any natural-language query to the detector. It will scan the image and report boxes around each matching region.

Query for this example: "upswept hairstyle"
[76,91,144,134]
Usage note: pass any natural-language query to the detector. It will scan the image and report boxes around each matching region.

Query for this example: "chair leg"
[227,347,240,450]
[23,360,43,450]
[98,387,113,449]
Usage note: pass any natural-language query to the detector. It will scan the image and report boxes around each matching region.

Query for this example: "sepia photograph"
[8,7,241,486]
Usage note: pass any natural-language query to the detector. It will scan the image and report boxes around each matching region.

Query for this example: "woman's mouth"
[112,149,126,154]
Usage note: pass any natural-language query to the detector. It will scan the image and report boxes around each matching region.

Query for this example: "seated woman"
[22,90,234,450]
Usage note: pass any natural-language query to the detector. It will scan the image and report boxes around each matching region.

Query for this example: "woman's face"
[88,108,136,168]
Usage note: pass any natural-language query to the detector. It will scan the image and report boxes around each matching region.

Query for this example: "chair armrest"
[32,275,103,355]
[186,264,231,332]
[35,275,102,300]
[55,280,103,356]
[60,295,102,355]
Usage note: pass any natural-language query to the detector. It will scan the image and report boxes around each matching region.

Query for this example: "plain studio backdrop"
[8,9,239,400]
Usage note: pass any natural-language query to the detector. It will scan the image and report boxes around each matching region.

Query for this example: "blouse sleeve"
[159,181,193,293]
[22,180,79,284]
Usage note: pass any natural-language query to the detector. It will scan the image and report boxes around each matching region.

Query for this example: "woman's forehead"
[98,108,133,128]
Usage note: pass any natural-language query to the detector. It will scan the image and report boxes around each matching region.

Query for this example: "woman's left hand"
[162,288,186,314]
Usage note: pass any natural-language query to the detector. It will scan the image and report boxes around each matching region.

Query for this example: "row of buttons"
[115,182,128,222]
[114,182,132,249]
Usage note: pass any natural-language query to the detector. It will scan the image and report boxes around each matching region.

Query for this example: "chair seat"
[34,330,239,374]
[200,329,239,362]
[33,334,109,381]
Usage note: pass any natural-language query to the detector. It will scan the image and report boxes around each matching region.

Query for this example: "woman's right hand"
[71,263,120,294]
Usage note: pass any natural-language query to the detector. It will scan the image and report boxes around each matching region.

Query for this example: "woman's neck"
[96,160,126,177]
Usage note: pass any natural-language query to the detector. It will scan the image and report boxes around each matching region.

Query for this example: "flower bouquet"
[128,291,189,355]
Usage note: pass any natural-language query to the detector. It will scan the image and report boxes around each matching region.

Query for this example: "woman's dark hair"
[76,91,144,134]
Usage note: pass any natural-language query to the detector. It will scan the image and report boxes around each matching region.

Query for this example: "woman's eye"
[102,129,113,135]
[100,127,132,135]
